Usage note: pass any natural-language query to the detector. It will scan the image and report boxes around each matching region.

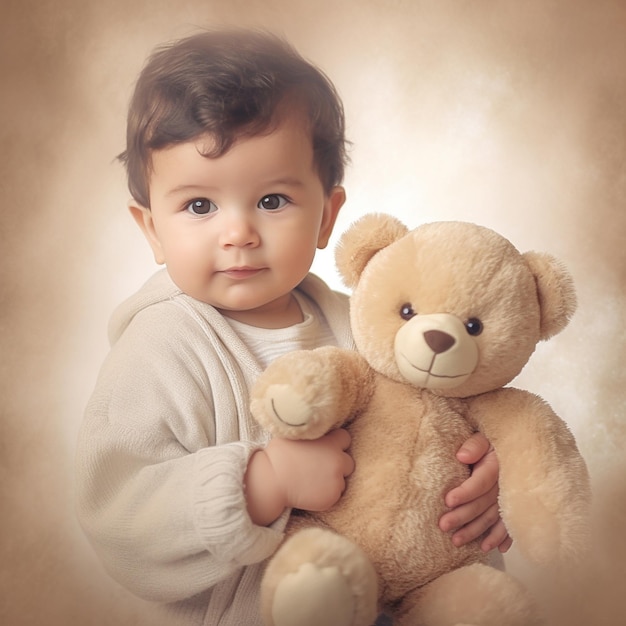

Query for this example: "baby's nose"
[220,213,260,247]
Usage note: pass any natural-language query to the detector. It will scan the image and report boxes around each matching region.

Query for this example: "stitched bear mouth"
[397,350,472,389]
[398,351,472,381]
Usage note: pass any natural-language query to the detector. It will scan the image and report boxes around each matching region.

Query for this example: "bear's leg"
[260,527,378,626]
[393,563,542,626]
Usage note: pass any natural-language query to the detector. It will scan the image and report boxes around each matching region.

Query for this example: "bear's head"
[335,214,576,398]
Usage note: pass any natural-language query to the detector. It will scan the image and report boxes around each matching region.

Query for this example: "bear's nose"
[423,329,456,354]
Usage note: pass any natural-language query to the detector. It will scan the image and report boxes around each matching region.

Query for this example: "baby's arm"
[439,432,512,553]
[244,429,355,526]
[76,306,285,603]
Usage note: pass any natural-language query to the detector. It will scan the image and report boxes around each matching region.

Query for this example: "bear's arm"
[465,387,591,565]
[250,346,375,440]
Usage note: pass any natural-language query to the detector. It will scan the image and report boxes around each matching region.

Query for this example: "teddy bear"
[249,214,592,626]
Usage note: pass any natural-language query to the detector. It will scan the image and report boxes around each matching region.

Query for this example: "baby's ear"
[523,251,577,340]
[335,213,409,288]
[129,201,165,265]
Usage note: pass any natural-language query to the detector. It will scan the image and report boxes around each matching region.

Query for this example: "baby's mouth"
[221,266,264,279]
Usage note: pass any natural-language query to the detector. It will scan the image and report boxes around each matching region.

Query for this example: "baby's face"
[132,113,344,328]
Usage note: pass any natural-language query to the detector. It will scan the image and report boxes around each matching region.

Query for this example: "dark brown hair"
[119,29,348,207]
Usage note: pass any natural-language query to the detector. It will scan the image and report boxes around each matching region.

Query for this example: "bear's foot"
[261,527,378,626]
[272,562,355,626]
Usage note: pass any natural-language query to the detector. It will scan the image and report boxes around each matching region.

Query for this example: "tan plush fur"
[250,214,591,626]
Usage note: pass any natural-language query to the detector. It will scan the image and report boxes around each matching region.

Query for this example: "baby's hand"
[439,432,513,553]
[245,429,354,527]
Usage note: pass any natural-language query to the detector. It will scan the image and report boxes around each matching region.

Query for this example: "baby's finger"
[327,427,352,450]
[440,484,497,531]
[456,431,490,465]
[498,535,513,553]
[445,458,498,508]
[480,519,513,553]
[450,503,500,547]
[342,450,355,477]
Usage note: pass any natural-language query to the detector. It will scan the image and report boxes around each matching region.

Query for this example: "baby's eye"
[186,198,217,215]
[258,194,289,211]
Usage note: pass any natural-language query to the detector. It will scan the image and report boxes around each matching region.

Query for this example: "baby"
[76,29,509,626]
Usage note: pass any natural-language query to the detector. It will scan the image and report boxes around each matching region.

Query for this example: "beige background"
[1,0,624,624]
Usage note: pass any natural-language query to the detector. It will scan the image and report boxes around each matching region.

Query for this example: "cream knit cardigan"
[76,269,354,625]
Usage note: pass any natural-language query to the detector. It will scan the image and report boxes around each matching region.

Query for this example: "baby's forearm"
[244,430,354,527]
[244,449,287,526]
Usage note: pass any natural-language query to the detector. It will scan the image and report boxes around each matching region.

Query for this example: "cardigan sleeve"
[75,302,285,603]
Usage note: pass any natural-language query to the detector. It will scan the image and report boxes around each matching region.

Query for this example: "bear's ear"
[335,213,409,288]
[523,251,577,340]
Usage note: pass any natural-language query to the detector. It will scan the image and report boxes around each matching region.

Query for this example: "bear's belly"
[313,377,483,601]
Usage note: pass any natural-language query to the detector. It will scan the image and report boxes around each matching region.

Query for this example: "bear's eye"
[400,303,416,320]
[465,318,483,336]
